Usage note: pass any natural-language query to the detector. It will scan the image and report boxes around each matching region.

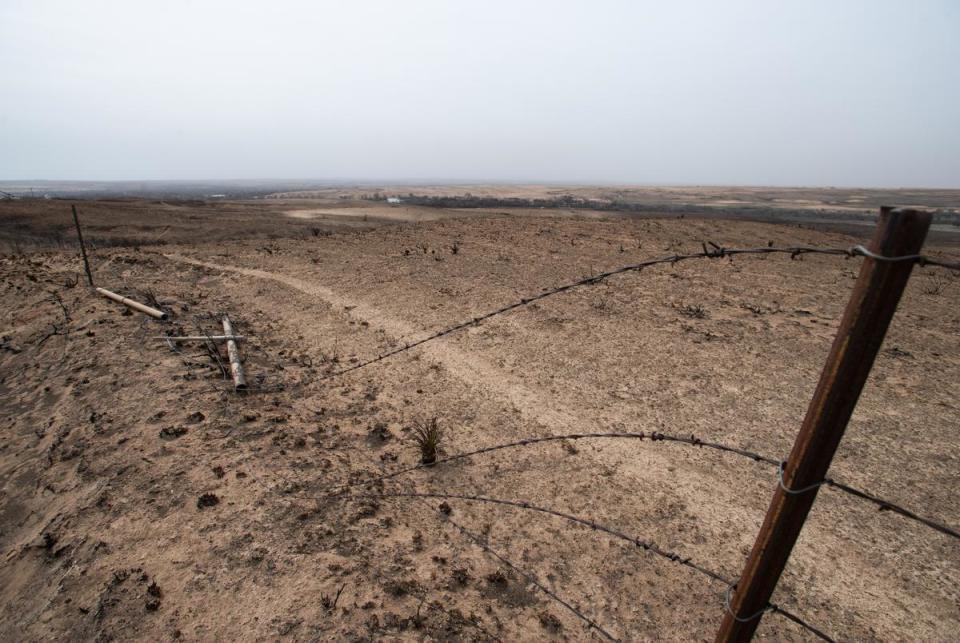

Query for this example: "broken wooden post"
[221,315,247,390]
[71,204,94,287]
[96,287,168,320]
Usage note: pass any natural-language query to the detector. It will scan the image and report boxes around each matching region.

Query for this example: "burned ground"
[1,200,958,641]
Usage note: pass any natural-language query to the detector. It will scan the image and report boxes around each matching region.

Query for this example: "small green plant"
[412,417,444,465]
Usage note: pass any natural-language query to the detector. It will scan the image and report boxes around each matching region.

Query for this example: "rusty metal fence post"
[715,207,932,642]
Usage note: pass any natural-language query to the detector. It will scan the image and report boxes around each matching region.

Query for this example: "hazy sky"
[2,1,958,186]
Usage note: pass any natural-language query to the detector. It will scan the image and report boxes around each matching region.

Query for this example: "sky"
[1,0,958,187]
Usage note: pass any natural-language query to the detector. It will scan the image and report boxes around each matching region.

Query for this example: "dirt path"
[165,253,585,432]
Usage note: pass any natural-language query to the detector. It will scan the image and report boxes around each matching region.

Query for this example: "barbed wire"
[821,478,959,539]
[306,430,958,540]
[723,586,836,642]
[318,431,777,497]
[334,489,833,642]
[437,509,618,641]
[319,243,959,381]
[335,489,735,586]
[772,606,836,643]
[853,244,960,270]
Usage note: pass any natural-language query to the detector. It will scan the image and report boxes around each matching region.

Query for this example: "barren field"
[1,199,958,641]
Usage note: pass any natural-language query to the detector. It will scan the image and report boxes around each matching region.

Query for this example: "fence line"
[153,221,956,638]
[320,243,958,381]
[286,226,958,638]
[311,431,958,540]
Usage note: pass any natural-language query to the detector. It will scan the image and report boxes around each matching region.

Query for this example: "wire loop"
[777,460,826,495]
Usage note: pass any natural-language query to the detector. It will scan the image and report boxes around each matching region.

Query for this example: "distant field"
[2,185,959,256]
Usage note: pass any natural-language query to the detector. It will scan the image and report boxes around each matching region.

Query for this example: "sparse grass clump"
[922,275,945,296]
[678,303,708,319]
[413,417,444,465]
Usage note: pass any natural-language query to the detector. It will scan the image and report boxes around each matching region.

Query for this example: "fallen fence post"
[221,315,247,390]
[715,207,931,642]
[96,287,168,320]
[71,204,94,287]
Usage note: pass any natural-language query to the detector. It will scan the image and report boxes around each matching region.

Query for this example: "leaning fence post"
[715,207,931,642]
[71,204,95,287]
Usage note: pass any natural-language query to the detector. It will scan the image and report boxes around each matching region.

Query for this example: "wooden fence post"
[715,207,931,642]
[71,204,94,287]
[222,315,247,391]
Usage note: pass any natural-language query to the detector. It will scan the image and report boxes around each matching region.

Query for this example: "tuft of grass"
[678,303,708,319]
[412,417,444,465]
[922,275,945,296]
[144,289,162,310]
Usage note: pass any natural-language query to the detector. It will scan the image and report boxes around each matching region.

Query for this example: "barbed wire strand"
[333,489,833,642]
[772,605,837,643]
[319,431,778,497]
[437,511,618,641]
[722,586,836,642]
[334,490,735,586]
[308,430,958,540]
[821,478,959,539]
[319,244,959,381]
[852,244,960,270]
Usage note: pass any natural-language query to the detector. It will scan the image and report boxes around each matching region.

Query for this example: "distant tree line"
[367,193,959,225]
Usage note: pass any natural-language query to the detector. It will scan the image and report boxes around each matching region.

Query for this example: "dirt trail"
[165,253,585,433]
[160,253,771,557]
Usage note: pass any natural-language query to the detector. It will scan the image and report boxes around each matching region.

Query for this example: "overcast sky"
[1,1,958,187]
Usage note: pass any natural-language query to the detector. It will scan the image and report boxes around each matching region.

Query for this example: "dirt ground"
[1,199,958,642]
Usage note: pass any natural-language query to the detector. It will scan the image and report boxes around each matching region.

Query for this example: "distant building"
[386,197,402,204]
